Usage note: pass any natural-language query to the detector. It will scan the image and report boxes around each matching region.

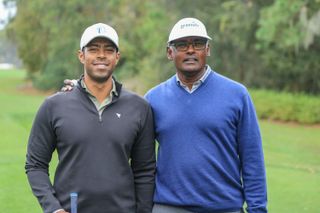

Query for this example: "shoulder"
[42,88,81,112]
[213,72,246,89]
[212,72,249,96]
[46,89,78,102]
[145,75,176,100]
[34,91,69,118]
[42,91,65,105]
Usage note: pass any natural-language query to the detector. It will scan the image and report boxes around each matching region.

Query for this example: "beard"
[85,67,113,84]
[90,73,111,83]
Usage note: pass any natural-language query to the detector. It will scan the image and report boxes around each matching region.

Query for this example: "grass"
[0,69,56,212]
[0,69,319,212]
[262,121,320,212]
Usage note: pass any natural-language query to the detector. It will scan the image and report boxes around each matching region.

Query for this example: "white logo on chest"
[116,113,121,118]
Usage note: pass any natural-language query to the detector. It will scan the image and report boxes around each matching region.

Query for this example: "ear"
[206,44,211,57]
[78,50,85,64]
[115,51,121,65]
[167,47,173,60]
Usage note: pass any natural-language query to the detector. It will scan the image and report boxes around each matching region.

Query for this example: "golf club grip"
[70,192,78,213]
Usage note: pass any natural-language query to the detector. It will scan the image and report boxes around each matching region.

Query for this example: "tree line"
[5,0,320,94]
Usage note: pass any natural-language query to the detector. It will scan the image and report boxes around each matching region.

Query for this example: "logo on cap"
[180,22,199,29]
[97,26,106,34]
[167,18,212,43]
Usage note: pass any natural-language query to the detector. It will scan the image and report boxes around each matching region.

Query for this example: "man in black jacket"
[25,23,156,213]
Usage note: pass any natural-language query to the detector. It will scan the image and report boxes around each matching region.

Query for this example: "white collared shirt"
[176,65,212,93]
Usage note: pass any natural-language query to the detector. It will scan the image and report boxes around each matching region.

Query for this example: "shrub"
[250,89,320,124]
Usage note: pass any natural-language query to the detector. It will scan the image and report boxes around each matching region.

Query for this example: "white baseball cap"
[168,17,212,43]
[80,23,119,50]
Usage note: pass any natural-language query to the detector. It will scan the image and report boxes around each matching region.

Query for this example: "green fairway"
[262,121,320,212]
[0,70,55,212]
[0,70,319,212]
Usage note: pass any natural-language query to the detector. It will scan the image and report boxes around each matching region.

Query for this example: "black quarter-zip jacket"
[25,80,156,213]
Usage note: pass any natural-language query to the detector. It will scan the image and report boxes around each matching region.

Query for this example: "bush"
[250,89,320,124]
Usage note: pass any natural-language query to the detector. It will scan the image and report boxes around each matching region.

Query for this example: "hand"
[55,210,69,213]
[61,79,77,92]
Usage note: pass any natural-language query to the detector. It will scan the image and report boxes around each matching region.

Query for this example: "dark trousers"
[152,203,243,213]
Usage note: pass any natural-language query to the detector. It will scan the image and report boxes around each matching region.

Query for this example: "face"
[78,37,120,83]
[167,36,210,78]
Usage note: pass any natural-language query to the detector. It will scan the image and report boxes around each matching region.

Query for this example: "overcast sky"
[0,0,16,30]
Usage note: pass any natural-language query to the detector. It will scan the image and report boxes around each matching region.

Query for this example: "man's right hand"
[61,79,77,92]
[55,210,69,213]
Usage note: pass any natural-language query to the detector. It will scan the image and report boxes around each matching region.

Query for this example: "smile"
[93,62,109,68]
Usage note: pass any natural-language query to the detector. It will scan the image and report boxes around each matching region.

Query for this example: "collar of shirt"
[80,77,117,112]
[176,65,212,93]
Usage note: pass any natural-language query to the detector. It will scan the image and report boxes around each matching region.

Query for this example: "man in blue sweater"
[145,18,267,213]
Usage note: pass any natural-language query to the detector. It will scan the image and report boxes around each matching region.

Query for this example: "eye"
[175,42,188,48]
[105,46,116,53]
[87,46,99,52]
[194,40,206,47]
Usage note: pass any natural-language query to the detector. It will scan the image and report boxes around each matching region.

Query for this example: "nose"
[186,42,196,52]
[97,48,106,58]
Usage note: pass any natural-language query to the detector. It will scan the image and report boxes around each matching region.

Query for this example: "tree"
[8,0,171,91]
[6,0,320,94]
[7,0,121,89]
[256,0,320,94]
[107,0,171,93]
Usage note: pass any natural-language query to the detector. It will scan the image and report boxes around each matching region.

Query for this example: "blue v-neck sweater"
[145,70,267,213]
